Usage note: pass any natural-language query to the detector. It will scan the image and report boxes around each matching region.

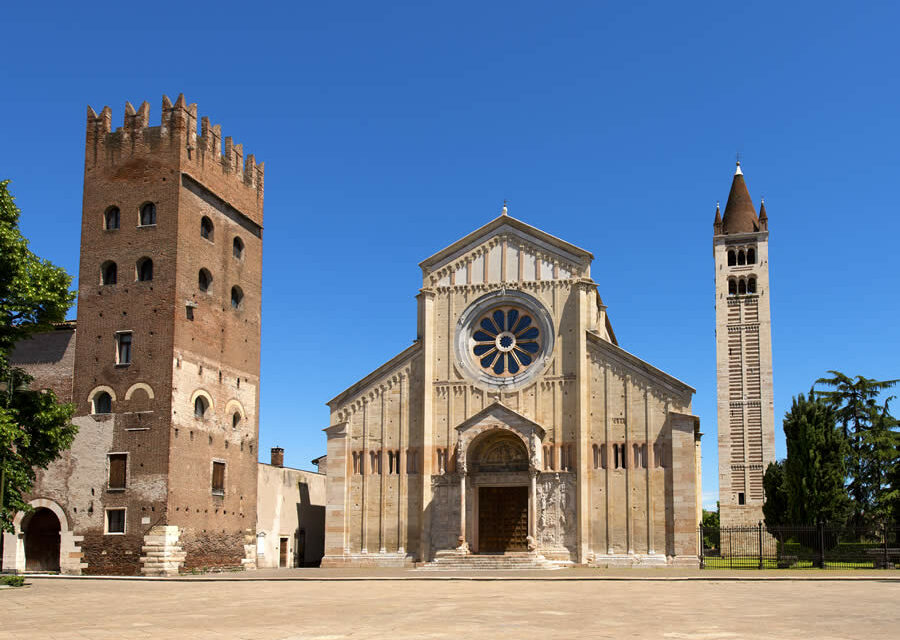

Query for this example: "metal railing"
[699,522,898,569]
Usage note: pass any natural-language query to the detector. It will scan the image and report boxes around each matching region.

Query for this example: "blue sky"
[3,2,898,508]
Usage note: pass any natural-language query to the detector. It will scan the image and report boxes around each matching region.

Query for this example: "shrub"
[1,575,26,587]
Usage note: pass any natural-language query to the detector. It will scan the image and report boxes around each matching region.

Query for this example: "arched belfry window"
[198,268,212,293]
[101,261,117,285]
[200,216,214,241]
[748,277,757,294]
[233,237,244,260]
[727,250,736,266]
[738,279,747,295]
[231,286,244,309]
[232,412,241,430]
[728,279,737,296]
[105,207,120,230]
[737,250,746,265]
[136,257,153,282]
[140,203,156,226]
[194,396,209,418]
[747,248,756,264]
[93,392,112,415]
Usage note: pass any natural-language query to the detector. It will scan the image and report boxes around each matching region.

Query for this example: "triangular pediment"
[455,401,546,440]
[420,215,592,287]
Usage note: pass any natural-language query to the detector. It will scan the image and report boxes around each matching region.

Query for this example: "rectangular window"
[212,461,226,495]
[105,508,126,534]
[738,492,746,505]
[116,332,132,365]
[108,453,127,490]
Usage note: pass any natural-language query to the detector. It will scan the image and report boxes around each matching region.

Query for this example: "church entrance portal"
[478,486,528,552]
[24,508,61,572]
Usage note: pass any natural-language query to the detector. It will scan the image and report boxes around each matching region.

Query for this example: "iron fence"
[699,522,898,570]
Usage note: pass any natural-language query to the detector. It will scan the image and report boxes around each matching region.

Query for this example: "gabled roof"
[454,401,546,439]
[419,213,593,272]
[587,332,695,397]
[721,163,759,234]
[327,342,421,408]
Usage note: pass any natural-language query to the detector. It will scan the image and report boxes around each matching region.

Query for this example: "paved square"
[1,570,898,639]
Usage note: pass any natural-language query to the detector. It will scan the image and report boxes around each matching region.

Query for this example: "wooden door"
[478,486,528,552]
[279,537,289,567]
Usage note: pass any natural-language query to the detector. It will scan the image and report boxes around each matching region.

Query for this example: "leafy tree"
[762,460,789,535]
[815,371,898,526]
[701,503,720,549]
[782,389,850,526]
[0,180,77,532]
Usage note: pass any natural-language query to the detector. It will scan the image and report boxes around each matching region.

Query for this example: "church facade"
[322,211,702,567]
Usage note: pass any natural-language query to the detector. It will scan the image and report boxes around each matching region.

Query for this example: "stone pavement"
[1,569,898,639]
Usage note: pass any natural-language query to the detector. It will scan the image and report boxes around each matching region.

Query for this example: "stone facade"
[713,163,776,527]
[322,212,703,567]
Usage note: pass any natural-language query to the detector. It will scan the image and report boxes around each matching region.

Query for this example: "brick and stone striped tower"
[713,162,775,527]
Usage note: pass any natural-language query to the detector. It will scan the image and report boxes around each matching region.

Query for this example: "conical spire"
[721,162,759,234]
[758,198,768,230]
[713,202,723,233]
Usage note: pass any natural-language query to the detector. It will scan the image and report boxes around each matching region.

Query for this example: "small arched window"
[728,279,737,295]
[105,207,120,230]
[738,279,747,295]
[200,216,214,241]
[198,268,212,293]
[101,261,117,285]
[136,257,153,282]
[94,392,112,415]
[231,286,243,309]
[748,277,757,294]
[737,250,746,265]
[747,248,756,264]
[140,203,157,226]
[727,250,736,266]
[233,237,244,260]
[194,396,209,419]
[232,412,241,430]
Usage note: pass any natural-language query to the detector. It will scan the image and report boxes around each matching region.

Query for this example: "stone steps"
[418,551,562,571]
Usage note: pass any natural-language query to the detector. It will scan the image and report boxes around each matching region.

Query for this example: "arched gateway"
[1,498,84,575]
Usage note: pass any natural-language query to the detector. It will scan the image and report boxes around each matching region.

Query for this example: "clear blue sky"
[3,2,898,508]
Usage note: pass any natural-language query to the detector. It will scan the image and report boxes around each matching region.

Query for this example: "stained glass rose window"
[471,307,540,377]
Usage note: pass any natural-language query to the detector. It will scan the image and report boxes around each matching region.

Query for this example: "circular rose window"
[472,307,541,376]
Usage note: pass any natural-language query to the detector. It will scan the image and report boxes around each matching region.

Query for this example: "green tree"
[815,371,898,526]
[1,180,78,532]
[762,460,789,535]
[782,389,850,526]
[701,503,720,549]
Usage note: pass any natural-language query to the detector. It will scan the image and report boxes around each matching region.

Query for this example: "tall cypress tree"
[782,389,850,526]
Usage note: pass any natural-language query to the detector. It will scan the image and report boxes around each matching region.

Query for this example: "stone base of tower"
[720,503,765,528]
[140,526,186,576]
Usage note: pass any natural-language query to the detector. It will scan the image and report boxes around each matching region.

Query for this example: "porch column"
[530,470,538,541]
[459,472,467,550]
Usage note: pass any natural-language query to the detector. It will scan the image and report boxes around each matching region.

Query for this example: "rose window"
[471,307,541,377]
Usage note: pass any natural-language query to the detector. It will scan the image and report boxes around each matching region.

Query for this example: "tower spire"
[501,199,508,216]
[721,162,758,234]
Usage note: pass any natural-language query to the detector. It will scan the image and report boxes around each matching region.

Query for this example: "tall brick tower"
[74,95,264,574]
[713,162,775,527]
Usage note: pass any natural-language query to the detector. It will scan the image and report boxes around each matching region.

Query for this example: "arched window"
[200,216,214,241]
[140,203,156,226]
[747,248,756,264]
[738,279,747,295]
[727,250,736,266]
[231,286,243,309]
[194,396,209,418]
[233,237,244,260]
[232,412,241,430]
[728,279,737,295]
[105,207,120,230]
[101,261,117,285]
[737,250,746,265]
[198,268,212,293]
[136,257,153,282]
[748,277,757,294]
[93,392,112,415]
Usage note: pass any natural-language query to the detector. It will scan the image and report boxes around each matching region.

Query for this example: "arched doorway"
[24,508,61,572]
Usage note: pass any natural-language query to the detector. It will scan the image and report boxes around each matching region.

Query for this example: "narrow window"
[108,453,127,490]
[140,202,156,226]
[737,250,746,265]
[116,332,132,365]
[136,257,153,282]
[406,448,417,474]
[105,207,120,230]
[738,492,746,505]
[747,248,756,264]
[641,444,648,469]
[727,250,736,266]
[101,261,117,285]
[738,279,747,295]
[198,268,212,293]
[352,452,360,475]
[748,277,757,294]
[232,412,241,430]
[231,286,243,309]
[106,508,126,534]
[194,396,209,418]
[233,237,244,260]
[601,443,608,470]
[212,461,226,495]
[728,279,737,295]
[200,216,214,241]
[93,391,112,414]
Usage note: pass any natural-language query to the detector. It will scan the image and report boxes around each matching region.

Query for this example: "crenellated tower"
[713,162,775,527]
[73,94,264,574]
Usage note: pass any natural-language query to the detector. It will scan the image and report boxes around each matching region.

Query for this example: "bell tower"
[713,162,775,526]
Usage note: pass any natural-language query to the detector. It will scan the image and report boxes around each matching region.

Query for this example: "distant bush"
[1,575,25,587]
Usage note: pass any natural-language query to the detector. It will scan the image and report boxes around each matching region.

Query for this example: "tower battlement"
[86,94,264,223]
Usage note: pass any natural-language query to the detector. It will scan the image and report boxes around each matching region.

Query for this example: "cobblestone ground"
[1,570,898,639]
